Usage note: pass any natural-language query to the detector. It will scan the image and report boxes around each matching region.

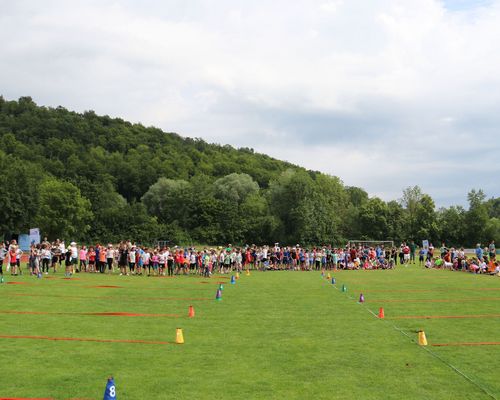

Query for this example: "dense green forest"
[1,96,499,246]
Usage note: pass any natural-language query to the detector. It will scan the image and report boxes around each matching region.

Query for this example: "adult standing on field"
[106,244,115,274]
[8,241,18,275]
[488,241,496,261]
[475,244,483,261]
[118,242,128,276]
[409,241,417,264]
[440,242,448,259]
[427,243,434,261]
[402,243,410,264]
[0,242,7,276]
[70,242,78,274]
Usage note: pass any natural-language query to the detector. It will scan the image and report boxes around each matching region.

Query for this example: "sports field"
[0,267,499,399]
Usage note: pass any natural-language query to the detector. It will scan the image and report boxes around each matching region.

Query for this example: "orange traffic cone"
[188,305,195,318]
[235,272,240,280]
[418,330,427,346]
[175,328,184,344]
[378,307,385,319]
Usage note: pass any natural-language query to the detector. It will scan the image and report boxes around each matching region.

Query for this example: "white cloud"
[1,0,499,206]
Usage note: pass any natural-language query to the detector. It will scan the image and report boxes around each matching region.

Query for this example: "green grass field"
[0,266,499,399]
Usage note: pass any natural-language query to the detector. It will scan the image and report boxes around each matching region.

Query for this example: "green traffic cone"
[342,284,347,292]
[0,276,4,284]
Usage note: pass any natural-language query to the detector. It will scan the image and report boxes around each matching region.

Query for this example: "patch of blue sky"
[441,0,493,11]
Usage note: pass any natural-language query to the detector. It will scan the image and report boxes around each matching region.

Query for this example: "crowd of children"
[423,241,499,275]
[0,238,498,278]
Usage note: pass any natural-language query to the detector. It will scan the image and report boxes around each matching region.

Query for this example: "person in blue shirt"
[475,244,483,261]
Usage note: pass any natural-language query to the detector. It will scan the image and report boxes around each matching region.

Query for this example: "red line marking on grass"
[90,285,122,288]
[0,334,171,345]
[432,342,500,347]
[87,312,180,317]
[0,397,53,399]
[145,297,210,301]
[9,293,210,301]
[66,398,94,400]
[368,297,500,303]
[363,288,500,293]
[0,310,180,317]
[61,278,80,280]
[132,287,207,291]
[390,314,500,320]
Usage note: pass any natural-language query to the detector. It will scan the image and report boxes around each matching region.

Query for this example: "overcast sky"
[1,0,499,206]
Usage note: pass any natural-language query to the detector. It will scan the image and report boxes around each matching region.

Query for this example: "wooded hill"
[1,96,498,246]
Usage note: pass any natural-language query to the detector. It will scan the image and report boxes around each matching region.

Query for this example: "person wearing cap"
[69,242,78,274]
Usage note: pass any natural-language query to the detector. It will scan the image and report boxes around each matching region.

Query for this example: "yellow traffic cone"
[175,328,184,344]
[245,269,250,276]
[235,272,240,280]
[418,330,427,346]
[326,273,331,280]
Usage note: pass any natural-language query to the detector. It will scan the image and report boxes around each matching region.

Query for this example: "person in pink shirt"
[79,246,88,272]
[151,251,159,276]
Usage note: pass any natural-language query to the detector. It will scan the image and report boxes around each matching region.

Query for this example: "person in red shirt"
[88,246,96,273]
[403,244,410,264]
[9,245,18,276]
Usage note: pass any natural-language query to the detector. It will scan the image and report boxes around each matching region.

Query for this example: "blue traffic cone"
[230,275,236,284]
[37,272,42,279]
[103,376,116,400]
[216,289,222,301]
[331,277,336,284]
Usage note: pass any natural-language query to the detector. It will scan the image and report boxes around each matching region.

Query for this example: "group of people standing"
[0,240,23,276]
[1,238,497,277]
[1,240,419,277]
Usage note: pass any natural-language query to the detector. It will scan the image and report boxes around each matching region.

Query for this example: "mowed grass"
[0,266,499,399]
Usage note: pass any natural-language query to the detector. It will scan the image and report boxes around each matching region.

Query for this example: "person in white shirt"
[41,244,51,274]
[158,250,166,276]
[69,242,78,274]
[106,245,115,273]
[0,242,7,276]
[128,247,136,274]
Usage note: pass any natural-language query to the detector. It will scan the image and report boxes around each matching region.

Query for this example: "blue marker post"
[103,376,117,400]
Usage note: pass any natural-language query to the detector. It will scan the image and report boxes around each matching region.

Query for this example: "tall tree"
[0,150,43,234]
[35,177,93,240]
[465,189,489,246]
[400,185,423,239]
[436,206,466,246]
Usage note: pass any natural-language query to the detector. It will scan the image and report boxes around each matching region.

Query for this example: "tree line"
[1,96,499,246]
